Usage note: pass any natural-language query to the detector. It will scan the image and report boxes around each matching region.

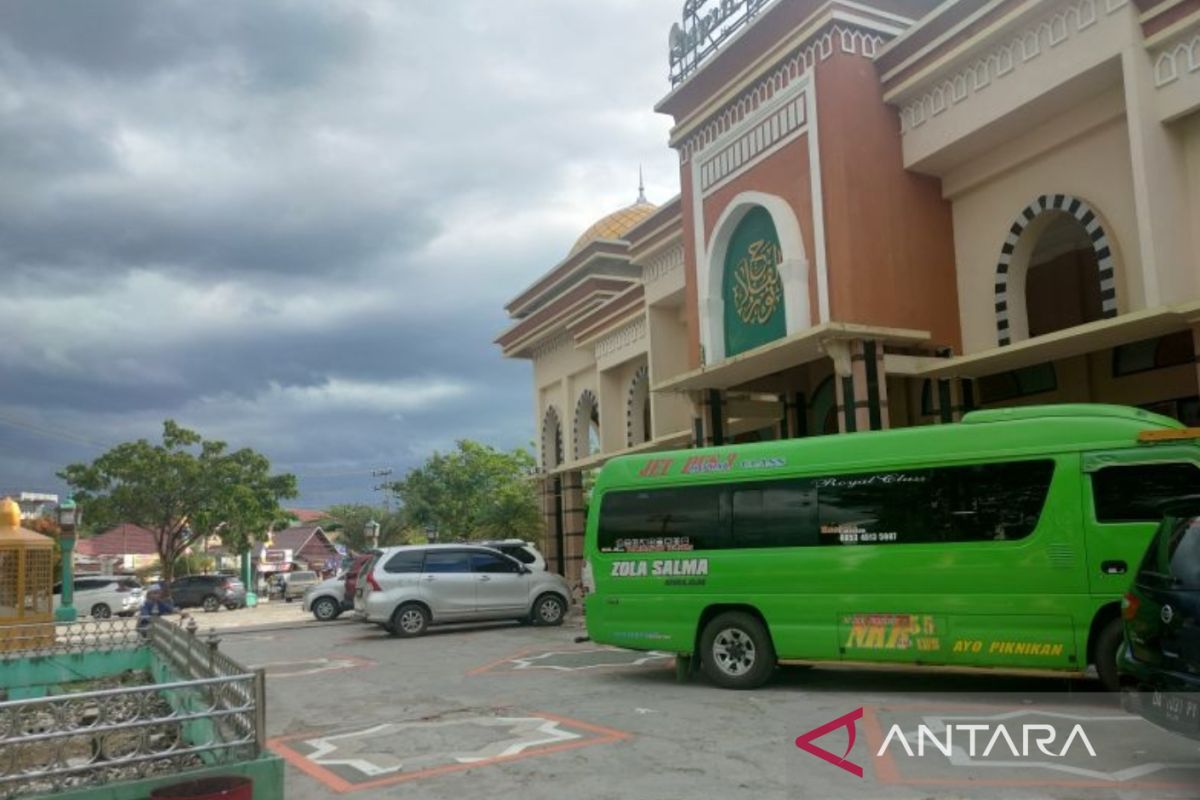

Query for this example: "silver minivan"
[355,544,571,637]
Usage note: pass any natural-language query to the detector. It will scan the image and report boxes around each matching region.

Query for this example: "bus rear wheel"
[700,611,776,689]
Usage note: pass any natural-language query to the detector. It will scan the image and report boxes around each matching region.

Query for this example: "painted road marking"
[469,646,672,676]
[269,710,631,792]
[250,655,374,678]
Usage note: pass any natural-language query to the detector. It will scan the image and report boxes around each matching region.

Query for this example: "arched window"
[574,390,600,460]
[994,194,1117,346]
[540,407,563,470]
[626,365,651,446]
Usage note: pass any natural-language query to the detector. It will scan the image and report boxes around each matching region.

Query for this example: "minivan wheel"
[312,596,340,622]
[1094,618,1124,692]
[90,603,112,620]
[700,611,776,689]
[201,595,221,613]
[391,603,429,637]
[532,594,565,626]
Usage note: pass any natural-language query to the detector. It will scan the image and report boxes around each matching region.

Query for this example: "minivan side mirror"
[520,565,532,575]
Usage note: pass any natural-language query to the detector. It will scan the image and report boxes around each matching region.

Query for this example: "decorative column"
[540,475,563,576]
[695,389,726,446]
[560,470,586,593]
[54,498,79,623]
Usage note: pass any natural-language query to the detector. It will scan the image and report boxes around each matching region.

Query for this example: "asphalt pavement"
[208,614,1200,800]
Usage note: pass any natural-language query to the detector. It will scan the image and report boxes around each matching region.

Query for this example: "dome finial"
[637,165,647,204]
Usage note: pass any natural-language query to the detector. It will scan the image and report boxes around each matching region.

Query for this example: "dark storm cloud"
[0,0,682,505]
[0,0,367,89]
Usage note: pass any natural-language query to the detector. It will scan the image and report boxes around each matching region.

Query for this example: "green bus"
[582,404,1200,689]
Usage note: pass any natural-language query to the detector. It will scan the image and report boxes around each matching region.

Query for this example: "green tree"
[59,420,297,584]
[390,440,540,541]
[317,504,410,551]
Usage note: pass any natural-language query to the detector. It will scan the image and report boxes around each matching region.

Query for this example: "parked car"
[168,575,247,612]
[478,539,547,572]
[355,544,571,636]
[1119,497,1200,738]
[53,576,142,619]
[279,570,319,602]
[303,576,347,621]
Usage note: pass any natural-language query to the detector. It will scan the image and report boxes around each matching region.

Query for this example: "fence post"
[254,667,267,755]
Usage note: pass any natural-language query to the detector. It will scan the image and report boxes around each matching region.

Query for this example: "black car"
[168,574,248,612]
[1119,497,1200,738]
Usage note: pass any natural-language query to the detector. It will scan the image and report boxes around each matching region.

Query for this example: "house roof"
[269,525,332,554]
[76,524,160,557]
[285,508,326,524]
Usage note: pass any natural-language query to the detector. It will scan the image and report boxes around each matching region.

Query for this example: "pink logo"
[795,707,864,778]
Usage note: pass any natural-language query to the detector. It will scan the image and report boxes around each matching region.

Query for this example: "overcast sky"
[0,0,683,508]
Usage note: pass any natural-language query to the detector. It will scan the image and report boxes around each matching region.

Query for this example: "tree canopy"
[315,504,410,551]
[59,420,297,582]
[390,440,540,541]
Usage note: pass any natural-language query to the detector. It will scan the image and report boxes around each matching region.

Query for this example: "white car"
[355,544,571,636]
[53,576,143,619]
[477,539,547,572]
[303,575,348,621]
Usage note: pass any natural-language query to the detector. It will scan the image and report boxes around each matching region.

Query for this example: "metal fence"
[0,617,144,660]
[0,618,265,799]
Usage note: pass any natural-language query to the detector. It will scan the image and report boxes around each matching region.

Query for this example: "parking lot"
[208,613,1200,800]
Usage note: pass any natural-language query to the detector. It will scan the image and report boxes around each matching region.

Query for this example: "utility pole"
[372,468,393,514]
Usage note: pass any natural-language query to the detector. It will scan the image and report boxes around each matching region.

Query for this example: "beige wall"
[949,114,1141,354]
[1185,114,1200,287]
[648,302,693,437]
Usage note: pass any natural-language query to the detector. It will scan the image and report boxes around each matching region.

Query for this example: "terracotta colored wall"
[700,136,819,328]
[815,52,962,352]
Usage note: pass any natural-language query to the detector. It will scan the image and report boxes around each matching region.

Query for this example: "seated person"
[137,583,190,635]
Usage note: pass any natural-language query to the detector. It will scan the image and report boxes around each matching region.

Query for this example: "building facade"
[498,0,1200,588]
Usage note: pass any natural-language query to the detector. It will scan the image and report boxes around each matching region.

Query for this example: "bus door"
[1082,451,1200,596]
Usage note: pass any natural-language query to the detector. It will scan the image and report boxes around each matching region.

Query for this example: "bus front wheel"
[699,611,776,689]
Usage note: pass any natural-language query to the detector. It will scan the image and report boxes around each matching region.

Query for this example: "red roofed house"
[75,523,162,574]
[285,508,326,525]
[260,525,341,575]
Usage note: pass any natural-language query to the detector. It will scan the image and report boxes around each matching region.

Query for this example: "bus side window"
[731,483,817,548]
[1092,463,1200,523]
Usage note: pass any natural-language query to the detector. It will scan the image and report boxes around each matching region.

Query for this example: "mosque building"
[497,0,1200,587]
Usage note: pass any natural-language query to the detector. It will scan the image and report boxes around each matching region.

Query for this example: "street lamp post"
[364,520,380,550]
[54,499,81,623]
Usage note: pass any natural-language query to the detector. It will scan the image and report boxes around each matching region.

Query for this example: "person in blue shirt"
[137,583,190,637]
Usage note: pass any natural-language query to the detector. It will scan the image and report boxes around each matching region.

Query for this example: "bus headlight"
[581,559,595,595]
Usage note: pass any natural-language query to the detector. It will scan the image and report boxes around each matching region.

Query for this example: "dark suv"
[168,575,247,612]
[1119,497,1200,737]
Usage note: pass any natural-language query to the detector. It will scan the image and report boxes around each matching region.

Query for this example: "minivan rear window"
[1141,516,1200,589]
[384,551,423,573]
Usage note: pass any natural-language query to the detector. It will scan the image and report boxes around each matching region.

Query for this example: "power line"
[0,411,111,450]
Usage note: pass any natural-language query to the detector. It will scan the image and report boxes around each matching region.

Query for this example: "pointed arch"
[626,365,651,446]
[573,390,599,460]
[994,193,1118,346]
[540,406,563,471]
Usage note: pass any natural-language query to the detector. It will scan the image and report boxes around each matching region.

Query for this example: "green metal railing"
[0,618,266,799]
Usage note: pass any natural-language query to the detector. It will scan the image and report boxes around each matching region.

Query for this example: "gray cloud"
[0,0,682,506]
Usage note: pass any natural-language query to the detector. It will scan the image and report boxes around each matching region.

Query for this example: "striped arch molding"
[573,389,598,460]
[626,365,650,447]
[540,406,562,470]
[995,193,1117,346]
